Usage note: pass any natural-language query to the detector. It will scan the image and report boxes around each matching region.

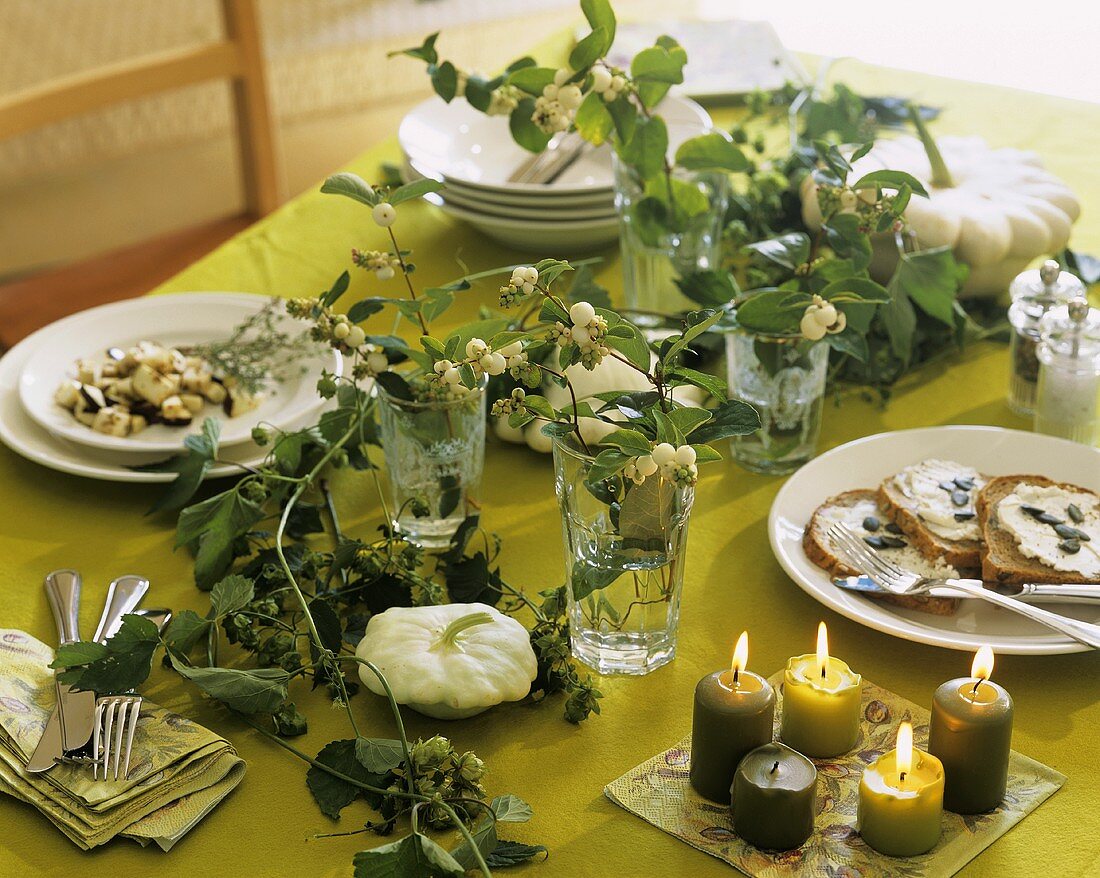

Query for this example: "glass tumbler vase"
[375,382,486,549]
[726,332,828,474]
[553,436,694,676]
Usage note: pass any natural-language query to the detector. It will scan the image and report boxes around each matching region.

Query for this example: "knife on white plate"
[833,575,1100,603]
[25,572,149,773]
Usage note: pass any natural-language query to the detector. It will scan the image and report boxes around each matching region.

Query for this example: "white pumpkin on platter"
[800,127,1080,298]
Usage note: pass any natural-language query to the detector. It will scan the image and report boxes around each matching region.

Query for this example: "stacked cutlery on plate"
[397,93,713,253]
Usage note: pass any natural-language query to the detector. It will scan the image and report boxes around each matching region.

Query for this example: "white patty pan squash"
[800,134,1080,297]
[356,603,538,720]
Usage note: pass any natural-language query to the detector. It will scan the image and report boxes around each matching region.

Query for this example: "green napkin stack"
[0,629,245,851]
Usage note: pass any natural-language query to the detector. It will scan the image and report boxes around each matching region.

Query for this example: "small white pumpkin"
[800,131,1080,298]
[356,603,537,720]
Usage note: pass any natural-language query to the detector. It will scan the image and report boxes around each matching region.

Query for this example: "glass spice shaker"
[1007,259,1086,416]
[1034,297,1100,446]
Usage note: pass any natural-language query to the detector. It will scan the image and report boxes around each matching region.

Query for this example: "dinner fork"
[92,694,142,780]
[827,523,1100,649]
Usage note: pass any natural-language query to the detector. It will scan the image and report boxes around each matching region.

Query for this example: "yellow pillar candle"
[858,721,945,857]
[779,622,862,758]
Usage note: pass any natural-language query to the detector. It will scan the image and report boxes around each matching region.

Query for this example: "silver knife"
[25,573,149,773]
[834,575,1100,603]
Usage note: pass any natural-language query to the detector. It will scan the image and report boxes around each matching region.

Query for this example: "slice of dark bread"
[804,489,961,616]
[877,464,984,570]
[978,475,1100,585]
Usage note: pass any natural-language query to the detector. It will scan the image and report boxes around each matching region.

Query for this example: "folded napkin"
[0,629,246,851]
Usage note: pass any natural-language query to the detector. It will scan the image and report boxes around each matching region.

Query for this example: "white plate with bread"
[768,426,1100,654]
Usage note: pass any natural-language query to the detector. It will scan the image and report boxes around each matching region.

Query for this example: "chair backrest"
[0,0,281,218]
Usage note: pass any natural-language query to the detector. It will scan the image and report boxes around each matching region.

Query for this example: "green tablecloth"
[2,56,1099,877]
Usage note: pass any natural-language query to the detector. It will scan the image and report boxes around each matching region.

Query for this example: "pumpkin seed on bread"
[804,489,961,616]
[977,475,1100,585]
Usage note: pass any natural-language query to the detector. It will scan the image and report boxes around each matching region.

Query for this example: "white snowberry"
[569,301,596,326]
[800,309,828,341]
[522,266,538,284]
[375,266,395,281]
[367,351,388,374]
[674,445,697,466]
[558,84,583,110]
[812,301,837,328]
[499,341,523,358]
[542,83,559,99]
[488,353,507,375]
[636,454,658,477]
[332,322,350,340]
[434,359,452,375]
[571,325,591,345]
[466,338,488,359]
[346,325,366,348]
[444,367,461,385]
[651,443,676,466]
[827,311,847,334]
[553,68,571,86]
[372,203,396,227]
[591,67,612,93]
[610,74,626,92]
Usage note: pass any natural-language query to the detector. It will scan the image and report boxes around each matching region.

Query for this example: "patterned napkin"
[0,629,246,851]
[605,673,1064,878]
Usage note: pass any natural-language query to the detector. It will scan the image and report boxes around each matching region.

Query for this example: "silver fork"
[828,523,1100,648]
[92,695,142,780]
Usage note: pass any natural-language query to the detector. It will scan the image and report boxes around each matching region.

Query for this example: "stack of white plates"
[398,94,713,253]
[0,294,341,483]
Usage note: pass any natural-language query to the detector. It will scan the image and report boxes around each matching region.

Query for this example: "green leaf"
[309,598,343,653]
[744,233,810,271]
[507,66,556,96]
[619,115,668,180]
[881,262,918,361]
[570,560,621,600]
[353,833,465,878]
[585,448,632,483]
[134,417,220,513]
[851,169,929,198]
[574,90,613,145]
[890,246,962,327]
[430,60,458,102]
[374,371,414,401]
[169,653,290,714]
[570,26,609,70]
[667,366,727,400]
[663,309,724,362]
[599,428,652,457]
[463,74,494,112]
[176,491,265,590]
[51,641,107,667]
[354,737,405,774]
[322,271,351,308]
[675,133,749,172]
[533,257,574,287]
[669,406,712,436]
[630,44,686,84]
[388,178,443,206]
[691,443,723,463]
[521,394,555,420]
[618,477,667,548]
[54,614,160,694]
[734,289,803,334]
[675,270,738,307]
[825,326,870,362]
[308,738,387,821]
[606,95,637,144]
[210,574,254,619]
[566,263,611,308]
[605,318,650,371]
[690,399,761,443]
[820,277,891,305]
[320,172,377,207]
[388,32,438,64]
[509,98,551,153]
[580,0,616,46]
[490,793,533,823]
[163,610,211,656]
[487,841,549,868]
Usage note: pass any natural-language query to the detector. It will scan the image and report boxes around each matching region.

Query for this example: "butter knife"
[834,575,1100,603]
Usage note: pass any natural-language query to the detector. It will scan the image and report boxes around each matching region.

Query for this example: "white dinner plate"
[0,321,275,482]
[18,294,340,454]
[427,196,621,253]
[437,186,615,222]
[399,93,711,195]
[434,173,613,209]
[768,426,1100,655]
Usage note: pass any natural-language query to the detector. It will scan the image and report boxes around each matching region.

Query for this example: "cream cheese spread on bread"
[998,483,1100,578]
[817,497,960,578]
[891,459,985,542]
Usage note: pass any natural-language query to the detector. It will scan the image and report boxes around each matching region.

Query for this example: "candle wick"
[770,760,779,774]
[733,667,739,686]
[820,665,826,680]
[899,771,907,784]
[972,677,984,695]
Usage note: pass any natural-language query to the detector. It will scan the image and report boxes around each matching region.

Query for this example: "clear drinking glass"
[726,331,828,474]
[613,128,730,322]
[375,381,486,549]
[552,436,694,676]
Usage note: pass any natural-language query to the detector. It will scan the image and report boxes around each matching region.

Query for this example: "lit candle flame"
[896,721,913,781]
[816,621,829,680]
[971,645,995,683]
[731,631,748,684]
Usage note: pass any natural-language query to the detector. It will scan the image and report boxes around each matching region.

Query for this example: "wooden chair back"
[0,0,281,217]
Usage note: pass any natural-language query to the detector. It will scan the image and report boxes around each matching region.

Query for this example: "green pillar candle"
[858,722,945,857]
[690,632,776,804]
[732,742,817,851]
[780,622,862,758]
[928,646,1014,814]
